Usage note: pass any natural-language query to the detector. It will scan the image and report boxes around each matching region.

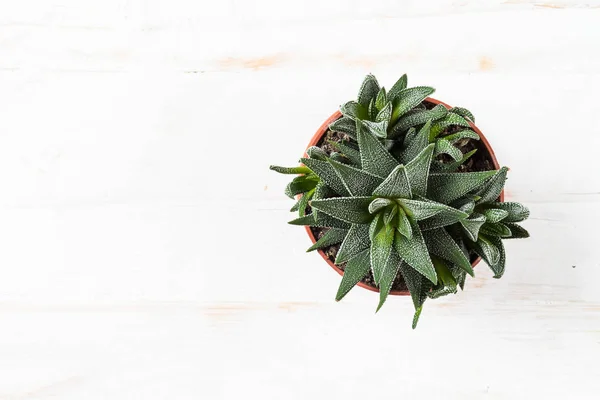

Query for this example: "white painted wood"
[1,1,599,398]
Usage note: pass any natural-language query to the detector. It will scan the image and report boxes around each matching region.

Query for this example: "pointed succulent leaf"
[480,222,512,238]
[300,158,349,196]
[400,198,468,221]
[398,260,432,329]
[390,104,448,137]
[306,146,328,161]
[402,120,432,164]
[375,87,387,111]
[357,124,399,178]
[290,200,300,212]
[270,165,312,175]
[430,113,471,137]
[396,208,413,239]
[330,152,349,164]
[433,149,477,172]
[482,208,509,223]
[368,98,378,120]
[340,101,369,120]
[504,222,530,239]
[475,167,508,204]
[296,188,314,216]
[327,158,383,196]
[330,141,361,167]
[405,144,435,197]
[376,248,402,312]
[487,202,530,222]
[369,213,385,241]
[335,250,371,301]
[427,170,496,203]
[336,224,370,264]
[369,198,393,214]
[371,225,394,285]
[443,129,480,143]
[390,86,436,123]
[387,74,408,102]
[307,228,348,252]
[460,213,486,241]
[454,197,476,214]
[329,116,357,139]
[284,175,318,199]
[394,219,438,284]
[434,139,463,162]
[449,107,475,122]
[361,120,388,139]
[357,74,380,107]
[412,307,424,329]
[373,165,412,198]
[288,213,350,229]
[383,204,398,226]
[473,236,505,278]
[310,196,372,224]
[428,257,458,299]
[423,228,474,276]
[376,101,392,123]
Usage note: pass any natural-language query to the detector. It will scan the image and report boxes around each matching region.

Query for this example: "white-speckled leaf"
[480,222,512,238]
[396,208,413,239]
[383,205,398,226]
[449,107,476,123]
[357,74,380,107]
[473,236,505,278]
[423,228,474,276]
[306,146,328,161]
[387,74,407,103]
[329,116,358,139]
[427,170,496,203]
[357,124,399,178]
[327,158,383,196]
[331,141,361,167]
[335,249,371,301]
[310,197,372,224]
[361,120,388,139]
[307,228,348,252]
[376,248,402,312]
[340,101,369,120]
[434,139,462,162]
[269,165,312,175]
[503,222,530,239]
[371,225,394,285]
[284,175,318,199]
[288,213,350,229]
[402,120,431,164]
[405,143,435,197]
[394,220,438,284]
[300,158,349,197]
[432,149,477,172]
[368,98,377,120]
[443,129,480,143]
[369,213,384,241]
[430,113,471,137]
[335,223,371,264]
[487,202,530,223]
[390,86,435,123]
[390,104,448,137]
[459,213,486,241]
[373,165,412,198]
[428,257,458,299]
[401,198,468,221]
[482,208,509,223]
[475,167,508,204]
[376,101,392,123]
[375,87,388,111]
[369,198,393,214]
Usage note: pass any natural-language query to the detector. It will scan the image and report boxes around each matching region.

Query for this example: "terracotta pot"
[304,97,503,296]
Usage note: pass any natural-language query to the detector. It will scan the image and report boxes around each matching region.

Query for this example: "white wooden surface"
[1,1,600,398]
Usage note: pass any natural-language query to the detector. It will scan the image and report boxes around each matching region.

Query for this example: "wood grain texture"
[1,0,599,399]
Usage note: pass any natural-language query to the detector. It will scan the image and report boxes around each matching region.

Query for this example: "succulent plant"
[271,74,529,328]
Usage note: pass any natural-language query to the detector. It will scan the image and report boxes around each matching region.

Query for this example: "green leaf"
[297,188,314,216]
[383,205,398,226]
[476,167,508,204]
[368,98,377,120]
[300,158,350,196]
[482,208,509,223]
[329,116,358,139]
[487,202,530,222]
[336,224,370,264]
[405,143,435,197]
[361,120,388,139]
[340,101,369,120]
[307,228,348,252]
[288,213,350,229]
[357,123,399,178]
[423,228,474,276]
[387,74,407,102]
[449,107,475,122]
[504,222,530,239]
[433,149,477,172]
[369,212,385,241]
[357,74,380,107]
[427,170,496,203]
[480,222,512,238]
[443,129,480,143]
[371,225,394,285]
[434,139,463,162]
[284,175,318,198]
[430,113,471,137]
[328,158,383,196]
[375,87,388,111]
[400,198,468,221]
[373,165,412,199]
[376,248,402,312]
[396,208,412,239]
[306,146,328,161]
[402,120,432,164]
[473,235,500,266]
[390,104,448,137]
[310,196,373,224]
[335,250,371,301]
[376,101,392,123]
[390,86,435,123]
[428,257,458,299]
[398,260,432,329]
[394,219,438,284]
[460,213,486,241]
[329,141,361,167]
[269,165,312,175]
[412,306,424,329]
[369,198,393,214]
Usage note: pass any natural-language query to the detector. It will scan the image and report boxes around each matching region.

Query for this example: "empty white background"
[1,0,599,398]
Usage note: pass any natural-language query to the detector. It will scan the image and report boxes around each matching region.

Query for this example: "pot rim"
[303,97,503,296]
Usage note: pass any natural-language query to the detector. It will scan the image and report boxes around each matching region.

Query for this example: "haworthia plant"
[271,74,529,328]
